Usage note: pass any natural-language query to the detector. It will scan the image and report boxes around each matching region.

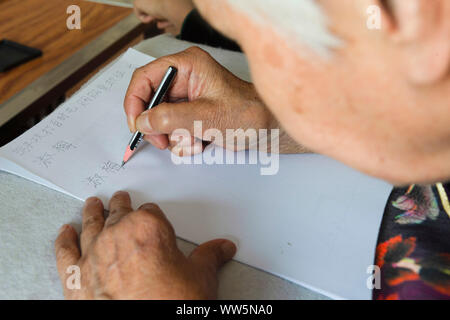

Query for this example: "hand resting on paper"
[55,191,236,299]
[133,0,194,35]
[124,47,308,156]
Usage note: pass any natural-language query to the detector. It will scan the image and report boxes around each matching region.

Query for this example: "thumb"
[188,239,236,274]
[135,99,226,139]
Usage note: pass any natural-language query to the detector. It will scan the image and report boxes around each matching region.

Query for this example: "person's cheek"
[239,29,303,134]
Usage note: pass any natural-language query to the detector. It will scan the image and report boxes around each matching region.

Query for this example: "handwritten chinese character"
[86,174,106,189]
[41,125,54,137]
[50,120,63,128]
[56,112,69,122]
[30,133,43,144]
[52,141,76,152]
[34,153,54,168]
[100,161,123,174]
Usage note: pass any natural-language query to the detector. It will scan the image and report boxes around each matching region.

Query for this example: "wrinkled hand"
[55,191,236,299]
[124,47,306,155]
[133,0,194,34]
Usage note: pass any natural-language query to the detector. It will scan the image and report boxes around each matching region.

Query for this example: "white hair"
[227,0,342,58]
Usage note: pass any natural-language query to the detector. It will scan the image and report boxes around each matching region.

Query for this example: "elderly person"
[55,0,450,299]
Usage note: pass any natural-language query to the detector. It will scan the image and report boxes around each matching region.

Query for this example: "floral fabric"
[373,183,450,300]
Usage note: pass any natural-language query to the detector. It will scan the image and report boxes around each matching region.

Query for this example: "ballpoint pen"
[121,66,178,167]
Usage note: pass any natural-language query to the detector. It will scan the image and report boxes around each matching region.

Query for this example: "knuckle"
[130,68,147,84]
[83,213,102,227]
[133,66,145,76]
[186,46,214,63]
[157,56,172,66]
[136,209,164,226]
[55,243,77,260]
[139,202,162,213]
[79,231,94,246]
[109,205,130,216]
[131,210,173,238]
[185,46,206,56]
[94,229,115,250]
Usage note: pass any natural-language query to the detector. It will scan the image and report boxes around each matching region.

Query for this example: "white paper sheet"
[0,48,392,299]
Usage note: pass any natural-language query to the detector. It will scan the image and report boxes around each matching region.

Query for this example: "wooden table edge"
[0,13,144,128]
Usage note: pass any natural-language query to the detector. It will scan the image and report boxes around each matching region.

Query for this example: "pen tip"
[122,146,134,167]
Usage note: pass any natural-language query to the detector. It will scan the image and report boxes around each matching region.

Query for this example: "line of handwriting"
[85,161,125,189]
[11,68,128,158]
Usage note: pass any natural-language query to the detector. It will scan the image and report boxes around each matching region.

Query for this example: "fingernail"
[127,117,135,132]
[113,190,128,197]
[221,241,237,258]
[136,111,152,133]
[139,203,159,212]
[58,225,69,235]
[147,136,165,149]
[86,197,100,205]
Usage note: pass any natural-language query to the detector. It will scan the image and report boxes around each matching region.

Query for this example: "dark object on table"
[0,39,42,72]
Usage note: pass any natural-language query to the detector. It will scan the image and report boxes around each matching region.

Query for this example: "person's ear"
[381,0,450,85]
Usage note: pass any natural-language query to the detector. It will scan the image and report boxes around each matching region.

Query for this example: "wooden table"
[0,0,147,145]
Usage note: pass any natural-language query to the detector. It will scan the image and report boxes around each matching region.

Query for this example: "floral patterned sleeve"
[373,183,450,300]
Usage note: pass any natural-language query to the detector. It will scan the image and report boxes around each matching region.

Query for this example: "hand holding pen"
[122,66,178,166]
